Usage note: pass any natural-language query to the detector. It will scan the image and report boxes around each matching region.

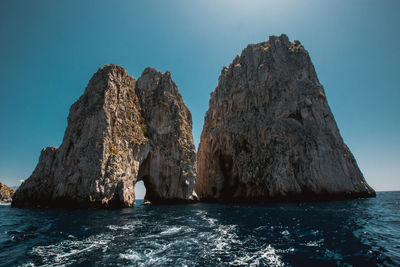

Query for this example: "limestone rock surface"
[12,64,197,208]
[0,182,14,202]
[196,34,375,202]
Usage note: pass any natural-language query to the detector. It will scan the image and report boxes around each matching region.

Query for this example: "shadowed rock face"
[12,64,197,208]
[135,68,197,203]
[196,34,375,202]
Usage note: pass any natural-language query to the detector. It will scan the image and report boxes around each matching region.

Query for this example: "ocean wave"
[230,244,285,267]
[107,224,134,231]
[120,249,143,261]
[212,224,240,251]
[1,192,398,266]
[195,209,218,227]
[30,233,115,266]
[119,238,198,267]
[281,230,290,236]
[106,220,143,231]
[159,226,184,236]
[302,239,324,247]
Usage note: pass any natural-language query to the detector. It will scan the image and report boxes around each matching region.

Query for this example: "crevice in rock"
[219,153,238,200]
[66,141,74,158]
[288,110,303,125]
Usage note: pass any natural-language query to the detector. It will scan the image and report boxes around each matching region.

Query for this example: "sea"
[0,191,399,267]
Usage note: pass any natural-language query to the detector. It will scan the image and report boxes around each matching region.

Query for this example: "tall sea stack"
[12,64,197,208]
[196,34,375,202]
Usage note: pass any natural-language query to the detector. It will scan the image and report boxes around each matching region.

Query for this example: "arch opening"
[134,180,146,204]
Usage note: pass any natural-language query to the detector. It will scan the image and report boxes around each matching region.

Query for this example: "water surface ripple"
[0,192,399,266]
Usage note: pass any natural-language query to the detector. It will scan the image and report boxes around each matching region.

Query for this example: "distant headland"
[0,182,14,203]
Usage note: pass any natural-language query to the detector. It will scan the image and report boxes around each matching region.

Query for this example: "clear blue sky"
[1,0,399,199]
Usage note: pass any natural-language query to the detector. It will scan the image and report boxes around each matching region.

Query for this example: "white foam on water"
[283,247,295,253]
[119,249,143,261]
[139,226,193,241]
[281,230,290,236]
[255,225,268,231]
[118,229,203,266]
[195,209,218,227]
[106,221,143,231]
[206,217,217,227]
[194,210,206,216]
[107,224,132,231]
[159,226,183,236]
[212,224,241,252]
[120,244,173,266]
[311,229,319,236]
[230,244,285,267]
[302,239,324,247]
[31,233,115,266]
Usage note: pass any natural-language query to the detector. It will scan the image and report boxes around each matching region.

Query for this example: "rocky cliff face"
[12,64,197,208]
[0,182,14,202]
[196,34,375,202]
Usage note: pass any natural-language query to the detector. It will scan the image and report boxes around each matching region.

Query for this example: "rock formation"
[0,182,15,202]
[12,64,197,208]
[196,34,375,202]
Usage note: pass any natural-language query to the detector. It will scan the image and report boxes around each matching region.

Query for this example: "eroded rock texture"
[196,34,375,202]
[12,64,197,208]
[0,182,14,202]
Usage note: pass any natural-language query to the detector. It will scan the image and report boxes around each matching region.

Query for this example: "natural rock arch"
[12,65,198,208]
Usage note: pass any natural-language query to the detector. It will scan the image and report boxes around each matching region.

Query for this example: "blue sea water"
[0,192,399,266]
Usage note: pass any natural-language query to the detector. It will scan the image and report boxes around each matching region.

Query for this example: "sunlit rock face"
[196,34,375,202]
[12,64,197,208]
[0,182,14,202]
